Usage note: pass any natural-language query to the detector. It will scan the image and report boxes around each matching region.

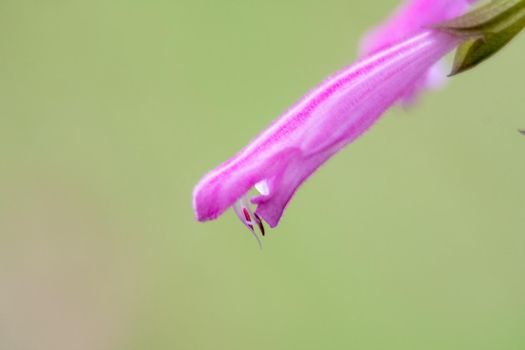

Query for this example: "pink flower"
[193,1,476,239]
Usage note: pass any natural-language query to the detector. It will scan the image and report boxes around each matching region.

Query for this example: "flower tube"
[360,0,478,103]
[193,30,461,233]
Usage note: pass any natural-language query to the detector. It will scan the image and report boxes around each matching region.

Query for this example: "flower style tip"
[194,29,464,235]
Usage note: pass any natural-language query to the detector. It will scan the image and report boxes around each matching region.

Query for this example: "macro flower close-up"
[1,0,524,349]
[194,0,523,241]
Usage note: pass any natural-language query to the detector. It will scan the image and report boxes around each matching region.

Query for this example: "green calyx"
[435,0,525,76]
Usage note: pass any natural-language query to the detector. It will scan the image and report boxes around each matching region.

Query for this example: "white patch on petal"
[255,180,270,196]
[426,62,447,90]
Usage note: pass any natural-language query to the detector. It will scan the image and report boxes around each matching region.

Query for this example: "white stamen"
[232,201,247,226]
[250,227,262,250]
[232,195,263,249]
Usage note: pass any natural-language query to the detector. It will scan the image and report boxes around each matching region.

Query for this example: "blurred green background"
[1,1,524,349]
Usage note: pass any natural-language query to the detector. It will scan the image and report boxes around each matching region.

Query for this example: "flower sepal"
[435,0,525,75]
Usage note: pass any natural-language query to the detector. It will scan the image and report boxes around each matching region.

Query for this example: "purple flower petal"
[193,31,460,229]
[360,0,479,104]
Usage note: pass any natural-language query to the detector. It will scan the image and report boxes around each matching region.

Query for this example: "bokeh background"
[1,0,524,349]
